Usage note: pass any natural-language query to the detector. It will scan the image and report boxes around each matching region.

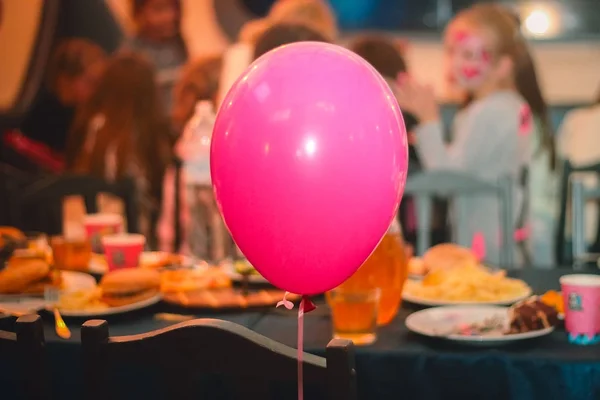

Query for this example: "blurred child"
[395,4,534,264]
[126,0,188,113]
[157,56,226,259]
[349,35,453,247]
[253,23,328,59]
[218,0,337,105]
[170,55,221,134]
[67,53,171,244]
[10,39,106,170]
[349,36,419,171]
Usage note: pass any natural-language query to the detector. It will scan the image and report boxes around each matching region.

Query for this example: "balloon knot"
[302,295,317,313]
[275,293,317,314]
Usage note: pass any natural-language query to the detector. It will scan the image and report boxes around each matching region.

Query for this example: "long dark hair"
[132,0,188,58]
[505,5,556,170]
[514,44,556,170]
[67,53,171,198]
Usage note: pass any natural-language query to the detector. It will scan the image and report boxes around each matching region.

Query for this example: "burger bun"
[100,268,160,307]
[422,243,477,273]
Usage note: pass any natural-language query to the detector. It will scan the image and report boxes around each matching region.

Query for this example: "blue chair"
[404,170,516,267]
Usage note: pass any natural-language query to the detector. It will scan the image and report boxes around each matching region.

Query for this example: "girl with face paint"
[395,4,534,265]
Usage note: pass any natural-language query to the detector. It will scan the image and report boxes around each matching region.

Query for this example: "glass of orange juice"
[327,287,380,345]
[338,230,409,326]
[50,236,92,271]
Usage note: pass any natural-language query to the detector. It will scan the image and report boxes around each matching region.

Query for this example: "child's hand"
[407,132,417,145]
[395,73,440,124]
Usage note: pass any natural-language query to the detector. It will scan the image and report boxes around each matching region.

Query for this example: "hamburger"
[422,243,478,273]
[100,269,160,307]
[0,258,62,294]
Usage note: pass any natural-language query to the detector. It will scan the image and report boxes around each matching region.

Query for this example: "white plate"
[0,271,97,313]
[58,294,162,317]
[220,260,268,284]
[406,305,554,346]
[61,271,97,292]
[0,298,49,314]
[402,288,532,307]
[88,252,195,275]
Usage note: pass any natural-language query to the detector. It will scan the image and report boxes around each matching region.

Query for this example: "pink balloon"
[211,42,408,295]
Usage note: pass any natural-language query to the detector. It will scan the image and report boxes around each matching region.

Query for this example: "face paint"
[448,30,492,90]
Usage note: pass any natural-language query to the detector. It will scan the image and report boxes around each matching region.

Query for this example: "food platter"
[402,290,532,307]
[57,293,161,317]
[88,252,195,275]
[402,263,532,306]
[406,305,554,346]
[162,288,296,309]
[220,259,269,284]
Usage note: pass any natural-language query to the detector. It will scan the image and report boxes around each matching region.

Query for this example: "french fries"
[57,288,109,311]
[404,264,531,302]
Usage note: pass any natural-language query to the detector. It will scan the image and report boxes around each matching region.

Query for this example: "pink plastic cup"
[560,274,600,345]
[83,214,123,253]
[101,234,145,271]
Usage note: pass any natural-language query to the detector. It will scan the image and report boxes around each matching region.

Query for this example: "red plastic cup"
[101,234,145,271]
[83,214,123,253]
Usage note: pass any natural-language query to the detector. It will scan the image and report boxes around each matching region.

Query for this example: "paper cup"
[83,214,123,253]
[101,234,145,271]
[560,274,600,345]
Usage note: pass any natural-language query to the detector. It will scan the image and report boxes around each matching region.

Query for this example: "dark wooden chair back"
[556,160,600,265]
[0,314,49,399]
[0,163,38,227]
[18,174,139,235]
[82,318,356,400]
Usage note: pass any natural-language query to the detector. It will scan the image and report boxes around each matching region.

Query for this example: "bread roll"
[100,268,160,307]
[0,259,51,294]
[422,243,477,273]
[100,269,160,294]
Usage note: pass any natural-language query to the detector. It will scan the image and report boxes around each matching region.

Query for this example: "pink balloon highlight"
[211,42,408,295]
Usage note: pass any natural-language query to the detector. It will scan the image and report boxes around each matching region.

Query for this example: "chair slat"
[556,160,600,265]
[405,171,515,265]
[0,314,49,400]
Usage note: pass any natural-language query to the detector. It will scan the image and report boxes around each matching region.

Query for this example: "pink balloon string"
[276,292,294,310]
[298,297,305,400]
[276,294,317,400]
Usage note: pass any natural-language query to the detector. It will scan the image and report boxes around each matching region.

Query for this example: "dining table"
[1,267,600,400]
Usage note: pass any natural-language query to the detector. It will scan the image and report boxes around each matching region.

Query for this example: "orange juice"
[51,236,92,271]
[327,288,380,345]
[339,231,408,325]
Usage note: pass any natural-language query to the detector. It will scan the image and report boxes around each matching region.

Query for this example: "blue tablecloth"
[2,268,600,400]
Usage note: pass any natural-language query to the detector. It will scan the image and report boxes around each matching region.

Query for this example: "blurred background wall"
[0,0,598,119]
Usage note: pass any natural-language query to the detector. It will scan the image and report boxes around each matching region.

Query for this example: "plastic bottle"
[177,101,216,186]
